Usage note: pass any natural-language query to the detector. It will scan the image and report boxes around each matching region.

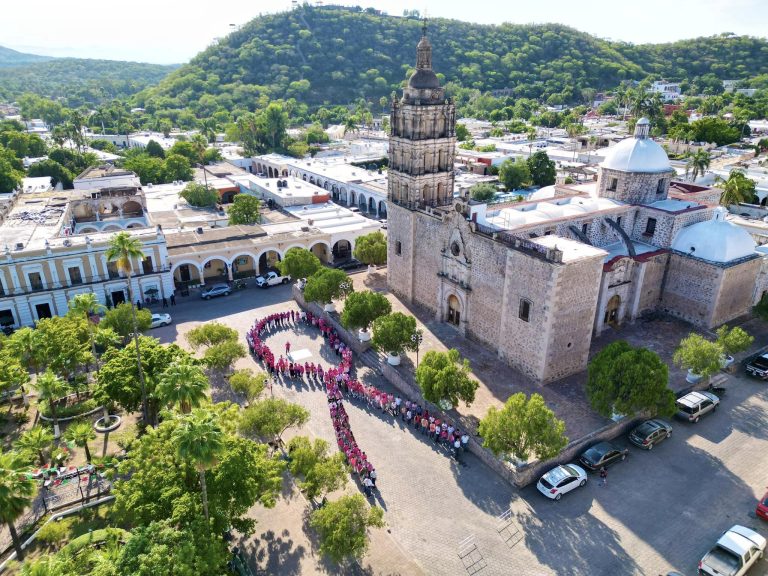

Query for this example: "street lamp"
[339,280,351,295]
[411,330,423,367]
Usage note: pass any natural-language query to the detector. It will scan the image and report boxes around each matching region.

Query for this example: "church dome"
[601,118,671,173]
[408,68,440,89]
[671,207,756,263]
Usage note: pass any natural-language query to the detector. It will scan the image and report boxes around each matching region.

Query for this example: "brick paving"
[158,281,768,576]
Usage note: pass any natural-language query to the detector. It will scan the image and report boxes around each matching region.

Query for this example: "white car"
[536,464,588,501]
[150,313,172,328]
[699,525,766,576]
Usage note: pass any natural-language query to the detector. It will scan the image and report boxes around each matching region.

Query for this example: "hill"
[136,6,768,115]
[0,45,53,67]
[0,58,178,106]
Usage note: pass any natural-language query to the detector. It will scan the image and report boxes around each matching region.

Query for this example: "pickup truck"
[699,525,766,576]
[745,352,768,379]
[255,271,291,288]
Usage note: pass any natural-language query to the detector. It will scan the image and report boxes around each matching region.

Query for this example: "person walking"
[599,466,607,487]
[170,292,176,306]
[162,297,168,308]
[363,475,374,497]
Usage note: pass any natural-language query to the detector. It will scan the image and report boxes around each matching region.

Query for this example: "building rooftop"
[482,195,623,231]
[0,190,68,249]
[530,235,607,263]
[75,165,136,181]
[282,202,382,237]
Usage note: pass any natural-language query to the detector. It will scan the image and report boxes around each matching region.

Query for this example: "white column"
[88,254,100,281]
[8,266,21,295]
[48,261,61,289]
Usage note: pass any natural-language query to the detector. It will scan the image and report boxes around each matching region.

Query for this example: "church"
[386,27,768,383]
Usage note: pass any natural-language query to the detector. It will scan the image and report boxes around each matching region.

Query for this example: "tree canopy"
[278,247,322,280]
[499,158,531,191]
[588,340,676,418]
[371,312,417,356]
[100,303,152,344]
[309,494,384,563]
[239,397,310,444]
[180,182,218,207]
[227,193,261,225]
[415,348,478,408]
[469,183,496,202]
[527,151,556,187]
[303,268,353,305]
[478,392,567,462]
[340,290,392,331]
[352,231,387,266]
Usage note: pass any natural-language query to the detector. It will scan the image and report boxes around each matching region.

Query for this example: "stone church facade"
[387,30,764,383]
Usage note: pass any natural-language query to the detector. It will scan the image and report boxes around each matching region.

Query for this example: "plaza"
[153,281,768,576]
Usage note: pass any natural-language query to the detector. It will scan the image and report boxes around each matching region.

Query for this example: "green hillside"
[0,45,53,67]
[0,58,178,106]
[136,5,768,115]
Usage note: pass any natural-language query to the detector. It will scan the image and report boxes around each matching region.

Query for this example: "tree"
[287,436,347,500]
[35,371,69,438]
[144,139,165,159]
[717,170,757,206]
[0,451,36,560]
[415,349,478,408]
[106,232,149,425]
[67,293,105,374]
[686,149,711,182]
[278,247,322,280]
[499,158,531,191]
[309,494,384,563]
[341,290,392,333]
[7,327,44,376]
[186,322,238,349]
[172,408,225,522]
[202,340,246,372]
[352,231,387,266]
[180,182,218,207]
[371,312,417,356]
[157,359,209,413]
[260,103,288,151]
[64,420,96,463]
[239,397,309,445]
[113,409,284,536]
[588,341,675,418]
[122,153,165,186]
[673,333,723,380]
[303,268,353,305]
[16,425,54,466]
[479,392,567,462]
[26,159,74,188]
[228,369,266,404]
[116,518,227,576]
[227,193,261,225]
[469,183,496,202]
[162,153,193,182]
[100,303,152,345]
[455,123,470,142]
[0,145,24,193]
[0,349,30,407]
[34,316,92,383]
[527,151,556,186]
[97,337,188,426]
[715,325,753,357]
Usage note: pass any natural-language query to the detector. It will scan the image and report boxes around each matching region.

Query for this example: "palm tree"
[687,149,711,183]
[172,409,225,522]
[8,327,42,406]
[200,118,218,145]
[343,116,358,137]
[35,371,69,439]
[16,426,54,465]
[68,293,105,376]
[717,170,757,206]
[64,420,96,463]
[157,360,209,414]
[105,232,149,426]
[526,128,537,157]
[0,451,36,560]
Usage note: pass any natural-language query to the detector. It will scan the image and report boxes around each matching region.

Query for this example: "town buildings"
[387,28,767,383]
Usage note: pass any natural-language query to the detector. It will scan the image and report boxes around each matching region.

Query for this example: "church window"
[396,241,402,256]
[581,223,589,235]
[451,241,461,256]
[656,179,665,194]
[644,218,657,236]
[519,298,532,322]
[607,178,618,191]
[616,216,622,227]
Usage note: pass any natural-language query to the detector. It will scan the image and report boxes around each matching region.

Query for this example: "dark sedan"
[628,419,672,450]
[333,258,365,271]
[578,441,629,471]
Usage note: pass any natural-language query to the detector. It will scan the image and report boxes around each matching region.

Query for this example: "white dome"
[601,137,671,173]
[671,207,756,263]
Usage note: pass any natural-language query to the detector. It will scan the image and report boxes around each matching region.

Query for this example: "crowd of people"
[246,309,379,496]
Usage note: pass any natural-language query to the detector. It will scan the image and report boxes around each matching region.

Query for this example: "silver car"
[200,283,231,300]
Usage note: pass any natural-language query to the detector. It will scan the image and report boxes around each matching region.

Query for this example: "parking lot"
[151,287,768,575]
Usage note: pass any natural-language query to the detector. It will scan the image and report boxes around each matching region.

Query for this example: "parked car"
[578,441,629,471]
[745,352,768,379]
[756,490,768,522]
[333,258,365,271]
[675,391,719,423]
[536,464,587,501]
[255,271,291,288]
[200,283,231,299]
[628,419,672,450]
[150,313,172,328]
[698,524,766,576]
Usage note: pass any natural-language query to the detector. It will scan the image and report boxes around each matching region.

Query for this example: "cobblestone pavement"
[156,282,768,576]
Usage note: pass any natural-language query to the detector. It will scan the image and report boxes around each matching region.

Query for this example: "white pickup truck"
[255,271,291,288]
[699,525,766,576]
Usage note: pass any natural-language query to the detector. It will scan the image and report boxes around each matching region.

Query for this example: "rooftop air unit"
[196,227,204,234]
[14,242,24,250]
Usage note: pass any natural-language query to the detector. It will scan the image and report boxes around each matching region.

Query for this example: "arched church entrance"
[446,295,461,326]
[604,294,621,327]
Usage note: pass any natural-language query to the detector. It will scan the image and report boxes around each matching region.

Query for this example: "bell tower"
[388,21,456,208]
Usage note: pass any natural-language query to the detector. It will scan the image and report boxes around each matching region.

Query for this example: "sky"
[2,0,766,64]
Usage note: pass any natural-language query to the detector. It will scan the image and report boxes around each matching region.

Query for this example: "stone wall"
[710,257,763,326]
[597,167,676,204]
[387,203,416,303]
[635,253,669,314]
[660,253,721,327]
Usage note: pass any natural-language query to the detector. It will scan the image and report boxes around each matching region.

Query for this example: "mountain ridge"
[0,45,54,67]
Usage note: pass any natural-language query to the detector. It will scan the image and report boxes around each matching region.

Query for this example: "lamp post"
[411,330,423,367]
[339,280,351,296]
